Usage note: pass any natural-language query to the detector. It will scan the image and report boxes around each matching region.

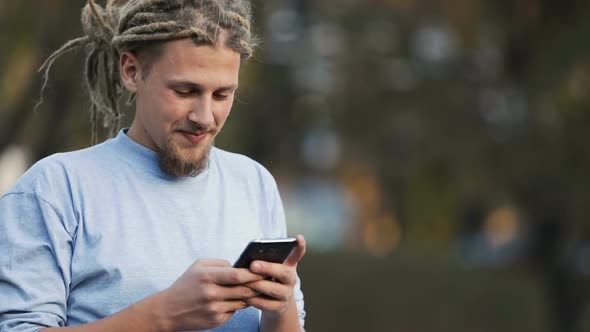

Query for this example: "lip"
[179,131,208,144]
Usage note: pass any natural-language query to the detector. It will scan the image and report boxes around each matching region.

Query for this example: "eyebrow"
[166,79,238,92]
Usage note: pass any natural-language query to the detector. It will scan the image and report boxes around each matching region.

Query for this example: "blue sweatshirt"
[0,130,305,331]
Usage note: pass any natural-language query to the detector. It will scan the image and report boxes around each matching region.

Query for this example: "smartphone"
[233,237,298,268]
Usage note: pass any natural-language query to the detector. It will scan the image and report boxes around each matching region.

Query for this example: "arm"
[1,191,263,332]
[259,298,303,332]
[41,293,170,332]
[39,260,264,332]
[32,259,265,332]
[0,192,75,331]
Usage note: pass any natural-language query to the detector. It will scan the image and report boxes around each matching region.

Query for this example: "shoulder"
[4,141,112,197]
[212,148,274,179]
[211,147,278,190]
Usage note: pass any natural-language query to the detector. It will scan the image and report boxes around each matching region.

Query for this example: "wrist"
[130,290,175,332]
[260,298,301,332]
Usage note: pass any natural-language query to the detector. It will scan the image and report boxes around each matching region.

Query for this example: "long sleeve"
[0,192,74,331]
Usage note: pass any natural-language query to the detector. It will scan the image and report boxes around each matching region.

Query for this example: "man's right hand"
[156,259,265,331]
[41,259,264,332]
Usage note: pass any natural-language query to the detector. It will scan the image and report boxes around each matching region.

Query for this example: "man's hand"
[244,235,306,318]
[41,247,304,332]
[158,259,264,331]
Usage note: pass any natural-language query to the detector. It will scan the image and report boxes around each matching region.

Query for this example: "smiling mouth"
[178,130,209,144]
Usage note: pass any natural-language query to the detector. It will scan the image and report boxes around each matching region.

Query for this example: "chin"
[158,140,213,177]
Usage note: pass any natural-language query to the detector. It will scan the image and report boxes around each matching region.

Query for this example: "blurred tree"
[248,0,590,330]
[1,0,589,331]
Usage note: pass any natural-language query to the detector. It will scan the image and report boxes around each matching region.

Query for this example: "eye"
[174,89,192,97]
[213,92,230,101]
[213,91,233,100]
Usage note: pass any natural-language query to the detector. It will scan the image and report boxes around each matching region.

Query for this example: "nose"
[187,95,214,129]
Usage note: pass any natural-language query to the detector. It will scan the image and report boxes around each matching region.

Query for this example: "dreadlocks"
[37,0,256,143]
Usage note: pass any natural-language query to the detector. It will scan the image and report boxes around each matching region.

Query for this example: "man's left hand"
[243,234,306,316]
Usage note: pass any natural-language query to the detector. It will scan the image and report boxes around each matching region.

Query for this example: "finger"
[206,311,235,327]
[245,296,285,312]
[210,266,265,285]
[244,279,291,301]
[216,299,250,313]
[249,261,296,285]
[215,284,260,300]
[194,259,232,268]
[284,234,306,266]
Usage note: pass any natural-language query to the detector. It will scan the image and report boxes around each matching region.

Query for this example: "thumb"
[284,234,306,267]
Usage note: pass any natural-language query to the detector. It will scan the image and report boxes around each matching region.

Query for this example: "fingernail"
[251,262,261,271]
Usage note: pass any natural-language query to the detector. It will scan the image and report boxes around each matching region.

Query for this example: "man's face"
[124,39,241,176]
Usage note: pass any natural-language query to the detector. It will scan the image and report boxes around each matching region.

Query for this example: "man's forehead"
[166,78,239,91]
[149,39,241,81]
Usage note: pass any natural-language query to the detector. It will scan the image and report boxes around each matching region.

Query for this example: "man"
[0,1,306,331]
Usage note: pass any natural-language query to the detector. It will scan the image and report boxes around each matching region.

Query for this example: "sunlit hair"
[36,0,256,143]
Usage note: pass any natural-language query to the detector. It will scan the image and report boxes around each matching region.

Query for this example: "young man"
[0,1,306,331]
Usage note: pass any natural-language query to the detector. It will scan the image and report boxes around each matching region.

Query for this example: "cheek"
[150,91,189,122]
[214,104,233,127]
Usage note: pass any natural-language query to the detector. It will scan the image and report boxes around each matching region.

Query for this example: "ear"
[120,51,141,93]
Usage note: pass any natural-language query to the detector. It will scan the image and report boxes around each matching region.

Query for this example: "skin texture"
[123,39,240,177]
[41,39,306,332]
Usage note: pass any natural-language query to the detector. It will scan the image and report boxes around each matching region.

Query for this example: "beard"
[157,123,215,177]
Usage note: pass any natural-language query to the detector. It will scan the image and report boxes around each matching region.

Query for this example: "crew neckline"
[107,128,213,180]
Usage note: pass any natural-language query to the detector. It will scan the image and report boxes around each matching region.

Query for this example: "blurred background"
[1,0,590,331]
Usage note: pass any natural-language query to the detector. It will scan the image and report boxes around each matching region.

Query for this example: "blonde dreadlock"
[37,0,257,143]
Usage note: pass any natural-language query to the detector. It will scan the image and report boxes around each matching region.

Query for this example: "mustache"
[174,122,215,134]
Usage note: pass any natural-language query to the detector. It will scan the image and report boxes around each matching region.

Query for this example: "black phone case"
[233,240,297,268]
